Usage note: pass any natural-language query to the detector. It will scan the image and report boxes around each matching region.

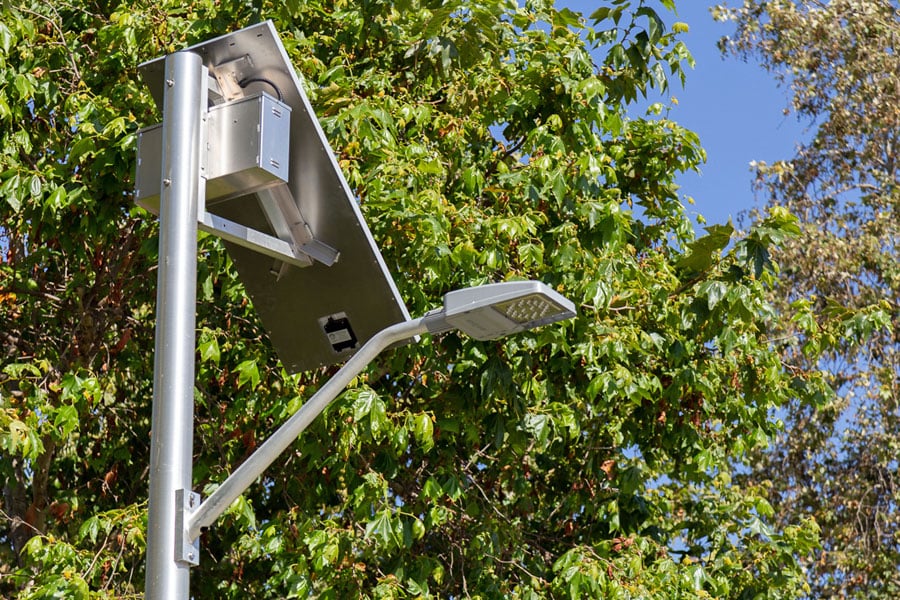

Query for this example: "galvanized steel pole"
[144,50,206,600]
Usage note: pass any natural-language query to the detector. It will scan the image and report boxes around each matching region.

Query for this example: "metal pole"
[145,50,206,600]
[186,316,429,542]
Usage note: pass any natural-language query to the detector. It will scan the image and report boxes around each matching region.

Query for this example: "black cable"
[238,77,284,102]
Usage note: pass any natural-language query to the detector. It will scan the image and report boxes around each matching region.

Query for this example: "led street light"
[425,281,576,340]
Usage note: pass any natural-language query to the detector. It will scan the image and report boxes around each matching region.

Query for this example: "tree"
[715,0,900,596]
[1,0,820,597]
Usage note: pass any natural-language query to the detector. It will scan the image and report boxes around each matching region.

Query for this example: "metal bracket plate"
[175,489,201,567]
[199,211,314,269]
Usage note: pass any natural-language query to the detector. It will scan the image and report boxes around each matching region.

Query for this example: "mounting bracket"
[175,489,201,567]
[135,91,338,269]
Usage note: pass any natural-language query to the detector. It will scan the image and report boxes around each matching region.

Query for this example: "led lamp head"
[425,281,576,340]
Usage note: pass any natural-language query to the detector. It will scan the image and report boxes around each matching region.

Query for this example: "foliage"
[715,0,900,597]
[1,0,822,597]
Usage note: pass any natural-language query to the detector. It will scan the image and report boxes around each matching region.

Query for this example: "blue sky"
[561,1,808,229]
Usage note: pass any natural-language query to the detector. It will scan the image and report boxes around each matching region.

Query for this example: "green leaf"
[748,517,774,538]
[589,7,611,22]
[517,242,544,267]
[78,516,103,545]
[366,509,398,548]
[68,136,95,164]
[368,394,387,438]
[235,359,259,389]
[199,335,220,365]
[677,223,734,272]
[412,412,434,451]
[0,94,10,122]
[352,388,376,421]
[54,404,79,438]
[739,237,770,278]
[29,174,42,197]
[636,7,665,43]
[13,73,33,100]
[45,185,67,215]
[442,476,463,502]
[423,477,443,500]
[609,43,627,68]
[0,22,13,53]
[1,172,20,211]
[554,8,583,29]
[697,280,727,310]
[523,413,550,447]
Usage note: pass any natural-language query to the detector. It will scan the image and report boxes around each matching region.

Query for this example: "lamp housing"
[425,281,576,340]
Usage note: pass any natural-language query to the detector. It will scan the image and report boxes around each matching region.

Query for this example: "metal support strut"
[182,316,429,545]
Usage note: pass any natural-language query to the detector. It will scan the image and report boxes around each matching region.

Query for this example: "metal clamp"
[175,489,202,566]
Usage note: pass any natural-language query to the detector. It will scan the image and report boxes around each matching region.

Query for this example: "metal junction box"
[135,92,291,213]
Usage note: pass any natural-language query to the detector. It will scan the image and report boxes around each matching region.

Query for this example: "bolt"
[188,552,195,561]
[163,179,171,186]
[166,79,174,87]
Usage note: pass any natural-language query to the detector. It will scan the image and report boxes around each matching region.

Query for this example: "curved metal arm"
[184,280,575,544]
[186,316,429,541]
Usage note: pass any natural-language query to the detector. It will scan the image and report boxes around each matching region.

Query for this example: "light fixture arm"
[184,280,575,547]
[184,316,429,543]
